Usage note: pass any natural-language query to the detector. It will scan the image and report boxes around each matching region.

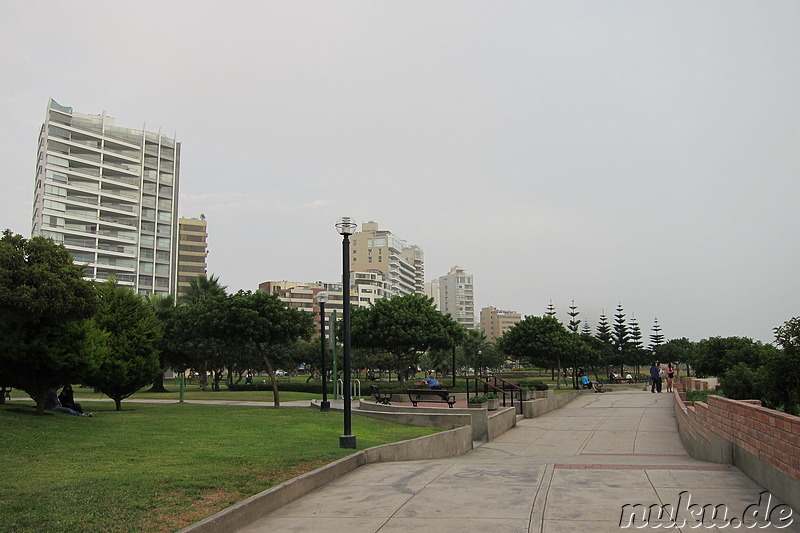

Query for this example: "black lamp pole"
[317,291,330,412]
[336,217,357,449]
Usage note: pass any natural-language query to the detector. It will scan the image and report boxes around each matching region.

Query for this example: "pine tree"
[567,300,581,333]
[596,310,612,346]
[545,300,557,317]
[649,317,665,351]
[613,303,629,374]
[581,321,592,336]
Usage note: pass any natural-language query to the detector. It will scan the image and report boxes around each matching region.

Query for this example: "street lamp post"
[316,291,330,412]
[336,217,357,449]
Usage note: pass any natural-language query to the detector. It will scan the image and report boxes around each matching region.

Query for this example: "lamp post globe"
[336,217,357,449]
[316,291,330,412]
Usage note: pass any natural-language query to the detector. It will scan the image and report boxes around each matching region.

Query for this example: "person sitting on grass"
[45,388,92,417]
[57,384,83,414]
[580,374,603,393]
[422,371,441,389]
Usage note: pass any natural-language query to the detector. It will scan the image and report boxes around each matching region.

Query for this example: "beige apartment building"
[349,221,424,297]
[176,216,208,301]
[259,271,389,338]
[480,306,522,342]
[438,266,475,329]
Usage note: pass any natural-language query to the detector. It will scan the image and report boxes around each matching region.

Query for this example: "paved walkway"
[234,391,799,532]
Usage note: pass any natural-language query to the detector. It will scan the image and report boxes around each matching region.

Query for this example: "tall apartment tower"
[438,266,475,329]
[350,221,424,297]
[176,216,208,301]
[480,306,522,342]
[31,99,180,296]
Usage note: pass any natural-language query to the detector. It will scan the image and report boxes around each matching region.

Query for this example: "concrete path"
[234,391,799,532]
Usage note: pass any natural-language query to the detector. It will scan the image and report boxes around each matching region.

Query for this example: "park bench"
[275,376,290,384]
[370,385,392,405]
[406,389,456,408]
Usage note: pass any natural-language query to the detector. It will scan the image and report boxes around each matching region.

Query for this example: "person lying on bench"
[422,372,442,389]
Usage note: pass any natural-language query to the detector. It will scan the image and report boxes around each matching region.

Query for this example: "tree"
[181,273,227,304]
[761,317,800,414]
[595,310,612,347]
[0,230,106,413]
[649,317,665,351]
[690,337,774,378]
[567,300,581,388]
[83,280,163,411]
[612,303,630,374]
[655,338,696,376]
[350,294,464,383]
[224,290,314,406]
[545,300,557,317]
[146,293,176,393]
[497,315,572,389]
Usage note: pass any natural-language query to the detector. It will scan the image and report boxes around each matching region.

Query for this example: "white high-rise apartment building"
[31,99,180,296]
[350,221,424,297]
[438,265,475,329]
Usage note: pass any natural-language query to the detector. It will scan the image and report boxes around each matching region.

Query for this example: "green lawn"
[1,401,438,533]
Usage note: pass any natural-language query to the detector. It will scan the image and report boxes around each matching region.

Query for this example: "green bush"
[719,362,761,401]
[515,378,549,391]
[468,394,487,404]
[685,389,723,403]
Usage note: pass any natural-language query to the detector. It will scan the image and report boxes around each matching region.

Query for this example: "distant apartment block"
[350,221,424,297]
[423,279,440,309]
[438,266,475,329]
[176,216,208,301]
[31,98,180,296]
[258,271,388,337]
[480,306,522,342]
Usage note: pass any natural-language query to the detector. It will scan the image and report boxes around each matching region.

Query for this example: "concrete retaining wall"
[521,389,584,418]
[179,425,473,533]
[672,382,800,512]
[356,400,516,442]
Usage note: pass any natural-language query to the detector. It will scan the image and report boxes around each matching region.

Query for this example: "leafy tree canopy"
[0,230,104,412]
[350,294,464,380]
[83,280,163,410]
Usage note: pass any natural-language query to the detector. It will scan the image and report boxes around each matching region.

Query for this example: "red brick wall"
[674,379,800,481]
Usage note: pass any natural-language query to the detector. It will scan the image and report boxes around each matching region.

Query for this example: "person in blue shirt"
[580,373,602,392]
[423,372,440,388]
[650,362,663,393]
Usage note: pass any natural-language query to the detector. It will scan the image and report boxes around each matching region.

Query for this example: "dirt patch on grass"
[145,459,337,532]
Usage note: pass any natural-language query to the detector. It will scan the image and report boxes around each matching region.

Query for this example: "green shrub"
[719,362,761,401]
[468,394,487,404]
[515,378,549,391]
[685,389,722,403]
[484,392,499,399]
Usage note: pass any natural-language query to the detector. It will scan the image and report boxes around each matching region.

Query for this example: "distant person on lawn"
[57,384,83,414]
[45,388,92,417]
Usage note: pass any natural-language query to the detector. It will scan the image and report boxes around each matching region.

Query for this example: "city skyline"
[3,2,799,343]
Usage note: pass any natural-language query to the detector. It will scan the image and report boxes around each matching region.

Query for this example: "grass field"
[0,401,438,533]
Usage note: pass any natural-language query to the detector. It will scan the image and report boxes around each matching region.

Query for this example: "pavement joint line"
[554,464,731,470]
[579,453,690,457]
[529,463,554,532]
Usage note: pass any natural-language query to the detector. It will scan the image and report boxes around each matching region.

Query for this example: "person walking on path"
[650,362,663,393]
[665,363,676,393]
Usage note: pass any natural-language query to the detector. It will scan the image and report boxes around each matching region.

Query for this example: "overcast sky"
[2,1,798,343]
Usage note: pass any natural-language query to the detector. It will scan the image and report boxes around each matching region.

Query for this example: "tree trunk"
[261,352,280,408]
[114,398,122,411]
[146,371,170,393]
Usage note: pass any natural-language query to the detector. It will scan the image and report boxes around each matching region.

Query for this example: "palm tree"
[181,274,227,304]
[146,293,176,392]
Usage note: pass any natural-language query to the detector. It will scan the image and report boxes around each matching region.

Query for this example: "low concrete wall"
[672,383,800,512]
[179,425,473,533]
[357,400,514,442]
[521,389,583,418]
